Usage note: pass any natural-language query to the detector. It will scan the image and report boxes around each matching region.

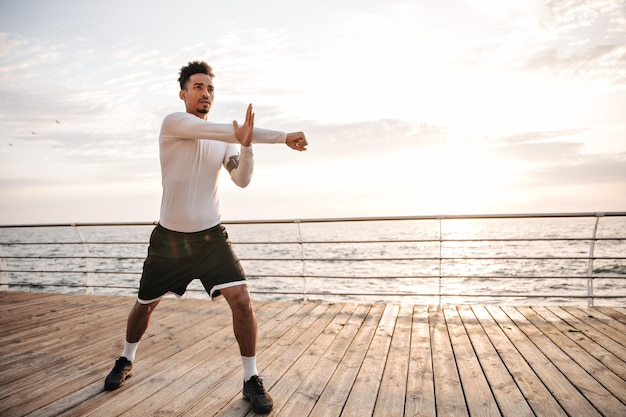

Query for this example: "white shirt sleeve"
[160,112,287,144]
[226,145,254,187]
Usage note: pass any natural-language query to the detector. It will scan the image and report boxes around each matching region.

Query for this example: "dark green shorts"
[137,223,246,303]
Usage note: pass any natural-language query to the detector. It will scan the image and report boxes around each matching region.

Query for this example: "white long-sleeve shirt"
[158,112,286,232]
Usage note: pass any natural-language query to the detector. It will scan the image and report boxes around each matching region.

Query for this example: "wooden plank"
[583,307,626,335]
[506,306,626,416]
[77,299,284,417]
[138,301,320,417]
[457,306,533,417]
[51,300,234,417]
[0,295,116,344]
[187,301,330,417]
[594,306,626,325]
[233,302,356,416]
[308,304,385,417]
[486,306,601,417]
[562,306,626,346]
[533,307,626,380]
[116,301,313,417]
[341,304,399,417]
[270,303,358,413]
[471,306,568,417]
[0,292,86,315]
[528,306,626,405]
[548,307,626,360]
[404,305,435,417]
[0,298,130,379]
[430,306,468,417]
[0,299,145,416]
[372,304,413,417]
[444,307,500,417]
[274,303,364,417]
[191,302,345,416]
[277,304,370,417]
[50,298,275,417]
[0,307,127,401]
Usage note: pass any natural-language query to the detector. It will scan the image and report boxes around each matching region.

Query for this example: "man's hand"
[233,104,255,147]
[286,132,308,151]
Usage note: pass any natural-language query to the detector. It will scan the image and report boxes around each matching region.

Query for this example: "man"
[104,61,307,414]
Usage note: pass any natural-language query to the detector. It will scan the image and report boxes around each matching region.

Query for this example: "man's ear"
[179,90,186,101]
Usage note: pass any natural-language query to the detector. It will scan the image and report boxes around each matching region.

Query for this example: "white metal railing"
[0,212,625,306]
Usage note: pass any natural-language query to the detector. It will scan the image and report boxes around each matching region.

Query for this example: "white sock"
[122,341,139,362]
[241,355,258,382]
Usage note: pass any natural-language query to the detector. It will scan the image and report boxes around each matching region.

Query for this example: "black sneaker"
[243,375,273,414]
[104,357,133,390]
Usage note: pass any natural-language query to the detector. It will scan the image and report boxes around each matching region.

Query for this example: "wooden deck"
[0,292,625,417]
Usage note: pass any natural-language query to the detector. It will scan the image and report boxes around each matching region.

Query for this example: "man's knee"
[131,300,159,319]
[223,285,253,315]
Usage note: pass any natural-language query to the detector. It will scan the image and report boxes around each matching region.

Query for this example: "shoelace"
[112,358,130,373]
[247,377,266,394]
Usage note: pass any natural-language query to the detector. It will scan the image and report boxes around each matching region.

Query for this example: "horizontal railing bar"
[2,237,625,246]
[8,282,625,300]
[1,256,149,260]
[5,270,624,281]
[4,254,626,262]
[8,283,138,290]
[247,291,626,299]
[0,221,159,229]
[243,256,625,261]
[2,211,625,229]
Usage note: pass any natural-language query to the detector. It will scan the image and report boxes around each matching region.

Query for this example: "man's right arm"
[160,112,286,144]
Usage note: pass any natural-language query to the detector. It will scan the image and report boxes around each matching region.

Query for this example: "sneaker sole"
[243,393,273,413]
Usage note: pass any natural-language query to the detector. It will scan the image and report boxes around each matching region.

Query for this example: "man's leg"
[126,299,160,343]
[105,299,160,390]
[221,285,273,413]
[221,285,257,357]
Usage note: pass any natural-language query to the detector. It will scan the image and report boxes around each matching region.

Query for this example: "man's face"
[180,73,215,118]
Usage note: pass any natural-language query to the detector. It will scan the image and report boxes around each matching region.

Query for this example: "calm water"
[1,216,625,306]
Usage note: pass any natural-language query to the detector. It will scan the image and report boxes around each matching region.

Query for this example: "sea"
[1,216,625,306]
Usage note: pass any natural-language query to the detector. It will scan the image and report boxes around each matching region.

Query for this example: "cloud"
[526,152,626,186]
[301,119,451,155]
[520,44,626,84]
[498,129,590,145]
[488,129,588,163]
[486,125,626,189]
[0,33,66,75]
[542,0,625,38]
[464,0,626,85]
[495,141,584,163]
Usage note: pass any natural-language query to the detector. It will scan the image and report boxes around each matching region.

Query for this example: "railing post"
[586,213,603,307]
[437,216,444,308]
[74,225,95,295]
[0,244,8,291]
[295,220,307,303]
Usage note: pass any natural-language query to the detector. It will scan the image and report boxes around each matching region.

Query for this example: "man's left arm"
[226,145,253,188]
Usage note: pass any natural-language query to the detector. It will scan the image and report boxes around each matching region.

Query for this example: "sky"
[0,0,625,225]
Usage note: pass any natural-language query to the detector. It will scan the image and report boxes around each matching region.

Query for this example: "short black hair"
[178,61,215,90]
